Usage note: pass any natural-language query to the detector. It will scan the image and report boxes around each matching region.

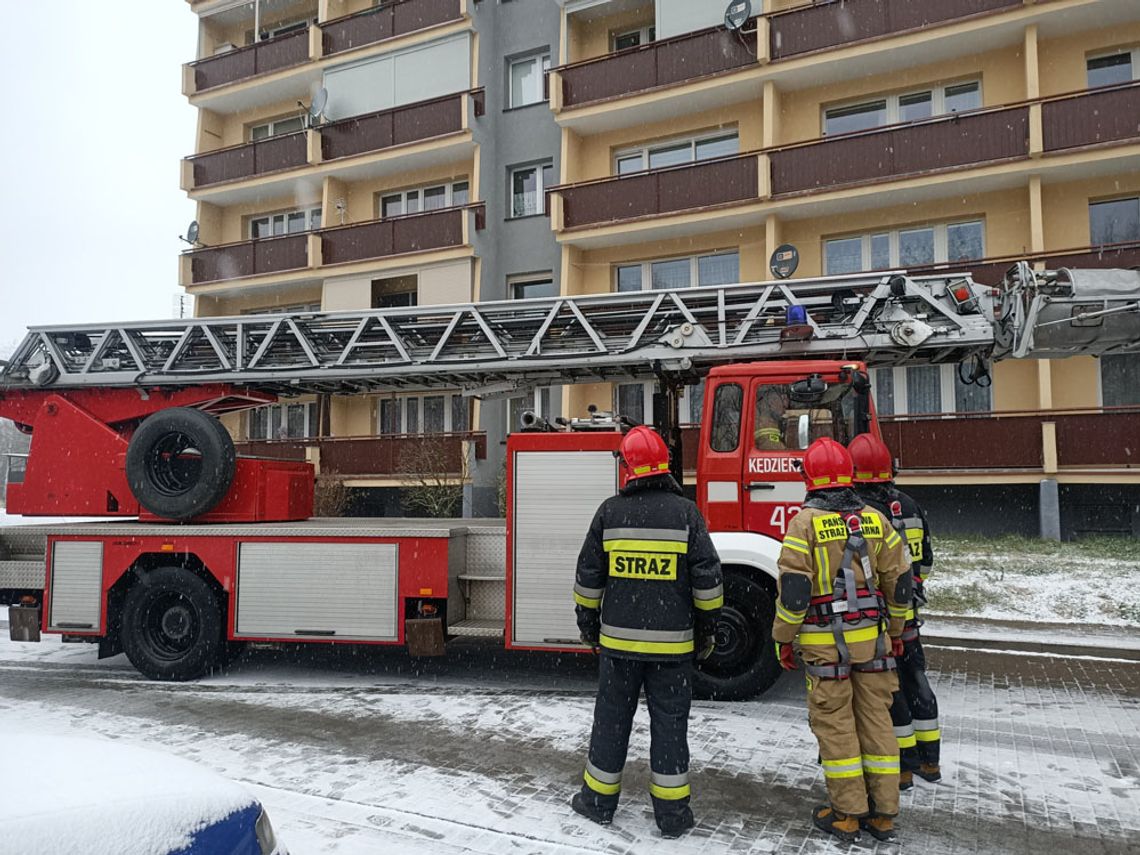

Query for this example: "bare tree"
[397,436,467,518]
[312,477,351,518]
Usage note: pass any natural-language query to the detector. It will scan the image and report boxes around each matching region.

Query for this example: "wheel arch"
[711,531,781,586]
[105,553,228,650]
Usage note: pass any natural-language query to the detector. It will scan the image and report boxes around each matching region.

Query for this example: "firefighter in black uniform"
[850,433,941,788]
[571,425,723,838]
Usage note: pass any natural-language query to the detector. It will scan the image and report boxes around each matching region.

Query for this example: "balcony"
[188,233,310,285]
[191,28,311,93]
[880,408,1140,473]
[555,154,760,232]
[904,240,1140,286]
[322,0,463,57]
[235,432,487,478]
[320,90,474,161]
[768,0,1021,61]
[770,105,1029,197]
[1043,81,1140,154]
[188,131,309,189]
[557,23,757,110]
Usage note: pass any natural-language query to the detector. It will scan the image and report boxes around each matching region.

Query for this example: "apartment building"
[181,0,1140,536]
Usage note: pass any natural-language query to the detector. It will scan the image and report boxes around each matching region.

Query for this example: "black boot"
[571,792,613,826]
[657,807,695,839]
[812,805,861,843]
[916,762,942,783]
[860,814,899,842]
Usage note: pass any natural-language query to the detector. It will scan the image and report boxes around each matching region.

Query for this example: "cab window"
[709,383,743,452]
[753,382,857,450]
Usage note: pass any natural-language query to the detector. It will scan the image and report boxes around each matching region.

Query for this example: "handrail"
[189,24,310,67]
[879,405,1140,422]
[320,0,462,29]
[185,129,307,162]
[552,18,758,73]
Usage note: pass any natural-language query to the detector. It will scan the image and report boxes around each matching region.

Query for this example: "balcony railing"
[321,204,479,266]
[189,131,308,188]
[880,408,1140,472]
[556,154,759,229]
[192,28,311,92]
[322,0,463,56]
[188,233,309,285]
[770,104,1029,196]
[1043,81,1140,153]
[768,0,1021,60]
[557,23,757,109]
[320,90,471,161]
[235,432,487,477]
[904,240,1140,286]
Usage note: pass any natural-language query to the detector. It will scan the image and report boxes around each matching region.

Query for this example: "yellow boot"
[861,814,898,842]
[812,806,860,843]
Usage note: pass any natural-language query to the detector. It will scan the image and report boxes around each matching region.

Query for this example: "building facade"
[182,0,1140,536]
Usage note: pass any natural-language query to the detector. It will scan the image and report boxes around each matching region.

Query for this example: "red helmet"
[617,425,671,481]
[801,437,854,492]
[848,433,894,483]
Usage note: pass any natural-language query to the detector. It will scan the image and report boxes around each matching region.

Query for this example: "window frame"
[614,250,740,293]
[508,162,554,219]
[1088,195,1140,247]
[248,207,322,240]
[1086,46,1139,88]
[612,25,656,51]
[376,392,470,435]
[870,365,992,417]
[249,114,306,142]
[821,79,982,136]
[508,275,557,300]
[508,51,552,108]
[613,128,740,175]
[823,219,985,275]
[378,179,469,219]
[247,401,319,440]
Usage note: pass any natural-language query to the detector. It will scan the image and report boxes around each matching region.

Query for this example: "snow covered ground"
[0,632,1137,854]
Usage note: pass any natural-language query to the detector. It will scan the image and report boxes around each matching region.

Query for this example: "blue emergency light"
[786,305,808,326]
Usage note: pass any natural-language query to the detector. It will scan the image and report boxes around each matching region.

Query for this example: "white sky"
[0,2,199,352]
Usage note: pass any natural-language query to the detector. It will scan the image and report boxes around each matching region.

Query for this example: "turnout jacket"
[574,474,723,661]
[772,492,909,668]
[859,484,933,626]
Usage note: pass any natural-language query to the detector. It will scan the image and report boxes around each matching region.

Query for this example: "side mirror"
[797,413,811,450]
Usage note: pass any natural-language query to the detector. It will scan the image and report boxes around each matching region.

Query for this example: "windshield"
[753,383,858,451]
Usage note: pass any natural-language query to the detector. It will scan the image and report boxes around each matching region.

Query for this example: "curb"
[921,616,1140,661]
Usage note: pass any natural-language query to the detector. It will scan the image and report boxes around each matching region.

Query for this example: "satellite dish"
[309,87,328,125]
[770,244,800,280]
[186,220,199,245]
[724,0,752,31]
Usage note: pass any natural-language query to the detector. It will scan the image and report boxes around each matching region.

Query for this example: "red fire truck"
[2,263,1136,698]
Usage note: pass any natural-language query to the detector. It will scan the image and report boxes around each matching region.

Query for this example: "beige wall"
[1051,356,1101,409]
[196,284,324,317]
[1038,22,1140,96]
[330,160,473,223]
[1042,171,1140,250]
[992,360,1039,411]
[322,259,474,310]
[567,5,654,64]
[331,396,374,436]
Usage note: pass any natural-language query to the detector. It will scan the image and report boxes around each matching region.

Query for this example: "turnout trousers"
[807,668,900,817]
[579,654,693,822]
[888,634,941,767]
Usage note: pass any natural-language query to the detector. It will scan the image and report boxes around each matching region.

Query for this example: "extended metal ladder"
[2,263,1137,395]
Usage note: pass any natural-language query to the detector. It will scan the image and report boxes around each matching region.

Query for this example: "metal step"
[448,619,504,638]
[0,560,45,590]
[457,574,506,582]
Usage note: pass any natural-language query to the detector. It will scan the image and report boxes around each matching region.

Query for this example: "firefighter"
[849,433,941,789]
[571,425,723,838]
[754,386,788,450]
[773,437,910,843]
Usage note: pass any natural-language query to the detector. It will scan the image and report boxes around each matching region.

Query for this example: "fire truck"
[1,261,1137,699]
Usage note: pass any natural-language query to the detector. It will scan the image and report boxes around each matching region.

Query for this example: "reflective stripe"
[862,754,900,774]
[896,733,917,749]
[800,617,878,633]
[586,761,621,785]
[584,770,621,795]
[574,591,601,608]
[815,546,831,594]
[903,517,924,530]
[693,584,723,601]
[783,536,810,555]
[574,582,604,600]
[884,531,901,548]
[799,624,881,646]
[904,606,916,621]
[914,718,941,742]
[651,771,689,787]
[694,595,724,611]
[888,604,910,618]
[894,724,915,739]
[601,624,694,642]
[600,635,695,655]
[603,527,688,543]
[821,756,863,779]
[776,603,806,625]
[649,782,691,800]
[631,461,671,475]
[603,539,688,555]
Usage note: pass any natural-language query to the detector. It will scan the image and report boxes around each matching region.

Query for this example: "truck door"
[742,380,808,539]
[698,380,745,532]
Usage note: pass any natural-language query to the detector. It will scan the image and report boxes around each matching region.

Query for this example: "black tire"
[121,567,224,681]
[694,570,782,701]
[126,408,235,521]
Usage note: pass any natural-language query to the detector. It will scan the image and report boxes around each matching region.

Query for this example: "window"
[823,80,981,135]
[871,366,991,416]
[509,276,556,300]
[616,251,740,292]
[1087,49,1137,88]
[510,163,554,218]
[378,393,469,434]
[613,26,655,51]
[248,402,318,439]
[615,130,739,175]
[509,52,551,107]
[1100,354,1140,406]
[709,384,743,453]
[249,207,321,239]
[615,383,647,425]
[380,181,469,218]
[241,302,321,315]
[372,275,418,309]
[250,115,305,142]
[824,221,984,274]
[754,383,859,449]
[1090,197,1140,246]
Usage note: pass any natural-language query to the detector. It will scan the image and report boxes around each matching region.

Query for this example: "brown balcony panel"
[1055,411,1140,468]
[234,440,308,460]
[323,0,462,55]
[771,107,1028,196]
[193,132,308,187]
[189,234,308,284]
[561,26,756,107]
[1043,84,1140,152]
[321,94,463,161]
[320,433,480,476]
[770,0,1021,60]
[193,29,310,91]
[879,414,1042,470]
[1046,242,1140,271]
[681,426,699,473]
[321,208,464,265]
[561,156,758,229]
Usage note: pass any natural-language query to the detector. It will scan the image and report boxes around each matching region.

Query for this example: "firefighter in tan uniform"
[772,437,910,843]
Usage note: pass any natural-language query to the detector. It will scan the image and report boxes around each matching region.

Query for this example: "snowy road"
[0,634,1137,854]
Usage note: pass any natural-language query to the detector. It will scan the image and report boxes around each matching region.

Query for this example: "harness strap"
[805,662,851,680]
[901,626,920,643]
[853,657,897,673]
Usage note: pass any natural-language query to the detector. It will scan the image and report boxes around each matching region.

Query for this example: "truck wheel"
[121,567,224,681]
[126,408,235,521]
[693,570,781,701]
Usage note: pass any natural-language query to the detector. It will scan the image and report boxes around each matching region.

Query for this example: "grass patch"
[926,582,990,615]
[937,534,1140,562]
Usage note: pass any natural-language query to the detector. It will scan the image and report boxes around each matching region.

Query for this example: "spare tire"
[126,408,235,521]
